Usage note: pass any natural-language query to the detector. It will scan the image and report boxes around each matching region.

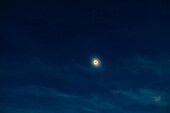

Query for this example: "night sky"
[1,0,170,113]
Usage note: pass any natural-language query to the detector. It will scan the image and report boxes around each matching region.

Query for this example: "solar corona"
[92,58,100,67]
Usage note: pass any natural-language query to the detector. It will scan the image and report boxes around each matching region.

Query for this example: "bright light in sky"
[92,58,100,67]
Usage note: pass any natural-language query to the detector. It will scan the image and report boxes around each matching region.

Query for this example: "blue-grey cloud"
[1,85,124,113]
[0,55,170,113]
[105,54,170,81]
[111,88,170,106]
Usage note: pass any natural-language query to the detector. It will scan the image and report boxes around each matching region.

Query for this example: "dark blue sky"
[0,0,170,113]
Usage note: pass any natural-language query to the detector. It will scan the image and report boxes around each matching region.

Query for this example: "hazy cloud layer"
[0,55,170,113]
[111,88,170,106]
[1,85,123,113]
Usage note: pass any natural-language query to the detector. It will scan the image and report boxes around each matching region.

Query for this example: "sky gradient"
[0,0,170,113]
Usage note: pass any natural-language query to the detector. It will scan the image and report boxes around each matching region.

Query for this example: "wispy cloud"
[134,55,170,76]
[0,55,170,112]
[111,88,170,106]
[106,54,170,80]
[1,85,123,113]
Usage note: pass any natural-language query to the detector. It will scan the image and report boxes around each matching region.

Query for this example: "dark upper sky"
[0,0,170,113]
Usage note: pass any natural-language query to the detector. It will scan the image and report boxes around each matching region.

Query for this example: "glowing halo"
[91,58,101,67]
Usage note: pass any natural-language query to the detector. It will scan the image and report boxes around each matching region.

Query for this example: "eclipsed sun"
[92,58,100,67]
